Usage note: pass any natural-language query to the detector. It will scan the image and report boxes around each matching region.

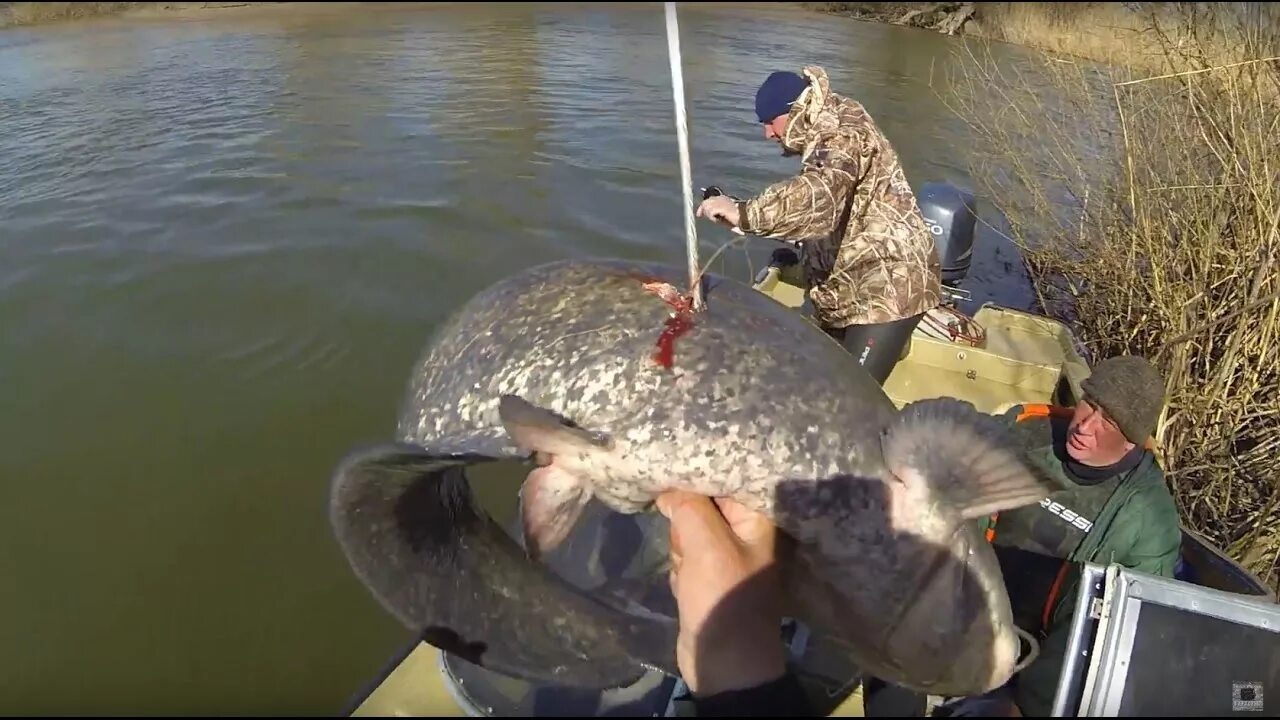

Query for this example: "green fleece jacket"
[977,405,1183,716]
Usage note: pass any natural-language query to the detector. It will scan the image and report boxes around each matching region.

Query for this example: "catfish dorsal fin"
[881,397,1055,521]
[498,395,614,456]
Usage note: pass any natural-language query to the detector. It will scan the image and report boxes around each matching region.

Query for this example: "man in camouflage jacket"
[696,66,941,381]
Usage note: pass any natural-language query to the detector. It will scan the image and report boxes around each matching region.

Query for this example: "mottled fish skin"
[402,258,892,517]
[338,257,1047,697]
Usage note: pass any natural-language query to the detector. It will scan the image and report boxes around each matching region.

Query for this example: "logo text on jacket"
[1040,497,1095,532]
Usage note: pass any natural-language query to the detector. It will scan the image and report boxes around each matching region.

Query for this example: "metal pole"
[664,1,705,312]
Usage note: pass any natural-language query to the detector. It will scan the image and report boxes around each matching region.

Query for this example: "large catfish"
[328,257,1051,698]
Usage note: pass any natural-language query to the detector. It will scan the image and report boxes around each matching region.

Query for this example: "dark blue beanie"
[755,71,808,123]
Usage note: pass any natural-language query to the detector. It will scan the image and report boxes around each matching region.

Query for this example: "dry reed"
[940,4,1280,590]
[971,2,1172,71]
[813,3,1276,76]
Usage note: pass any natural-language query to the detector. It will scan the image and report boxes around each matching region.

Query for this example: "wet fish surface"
[328,257,1053,696]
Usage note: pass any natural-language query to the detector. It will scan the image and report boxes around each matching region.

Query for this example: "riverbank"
[0,1,369,28]
[0,2,785,30]
[806,2,1274,76]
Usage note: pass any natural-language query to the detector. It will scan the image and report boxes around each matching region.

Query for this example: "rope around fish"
[664,2,706,313]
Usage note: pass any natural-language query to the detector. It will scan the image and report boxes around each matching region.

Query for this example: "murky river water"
[0,3,1039,713]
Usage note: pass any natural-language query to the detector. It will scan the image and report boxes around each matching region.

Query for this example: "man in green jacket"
[864,355,1184,717]
[970,355,1182,716]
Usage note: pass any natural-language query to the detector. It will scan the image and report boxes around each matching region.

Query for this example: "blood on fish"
[653,313,695,369]
[641,280,697,369]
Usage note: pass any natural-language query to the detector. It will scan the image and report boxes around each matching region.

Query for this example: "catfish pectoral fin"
[520,463,592,561]
[327,442,677,689]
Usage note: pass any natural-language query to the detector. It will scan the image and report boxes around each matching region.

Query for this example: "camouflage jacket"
[737,66,942,328]
[976,404,1181,716]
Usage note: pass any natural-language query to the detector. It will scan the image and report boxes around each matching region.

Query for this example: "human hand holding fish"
[657,489,787,697]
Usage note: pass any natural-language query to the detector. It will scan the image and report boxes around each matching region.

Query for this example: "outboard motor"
[915,182,977,288]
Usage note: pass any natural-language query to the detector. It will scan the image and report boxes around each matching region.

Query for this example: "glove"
[695,195,741,229]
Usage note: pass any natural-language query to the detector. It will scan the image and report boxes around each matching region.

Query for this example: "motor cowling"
[916,182,977,288]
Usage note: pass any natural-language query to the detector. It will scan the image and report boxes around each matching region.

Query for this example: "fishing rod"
[665,4,792,297]
[663,2,705,312]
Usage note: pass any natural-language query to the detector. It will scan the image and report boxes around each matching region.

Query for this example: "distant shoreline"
[3,1,1174,72]
[801,2,1222,72]
[0,2,398,29]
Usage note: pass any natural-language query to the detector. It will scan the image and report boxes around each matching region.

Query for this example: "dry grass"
[813,3,1277,76]
[971,2,1165,69]
[940,4,1280,591]
[977,3,1280,76]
